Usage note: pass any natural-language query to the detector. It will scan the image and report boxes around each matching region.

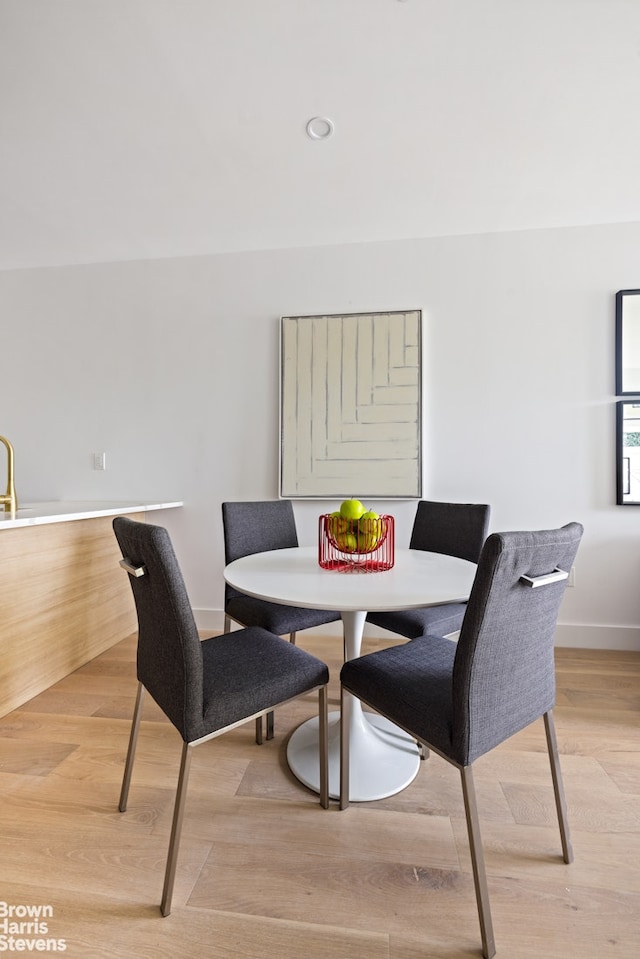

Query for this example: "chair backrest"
[451,522,583,765]
[113,516,204,741]
[409,500,491,564]
[222,500,299,603]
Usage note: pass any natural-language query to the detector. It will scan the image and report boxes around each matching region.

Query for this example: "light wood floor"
[0,633,638,958]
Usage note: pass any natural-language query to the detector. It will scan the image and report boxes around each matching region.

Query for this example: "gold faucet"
[0,435,18,513]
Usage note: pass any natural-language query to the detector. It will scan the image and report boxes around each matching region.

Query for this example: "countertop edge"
[0,501,183,530]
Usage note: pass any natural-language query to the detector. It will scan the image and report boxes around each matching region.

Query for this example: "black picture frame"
[615,289,640,396]
[616,400,640,505]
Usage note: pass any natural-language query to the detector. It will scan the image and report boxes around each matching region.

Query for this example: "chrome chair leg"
[339,686,351,810]
[544,710,574,863]
[319,686,329,809]
[119,682,145,813]
[460,765,496,959]
[288,631,297,645]
[161,741,193,917]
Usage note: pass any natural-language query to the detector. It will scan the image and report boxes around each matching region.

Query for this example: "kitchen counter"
[0,499,182,717]
[0,499,183,529]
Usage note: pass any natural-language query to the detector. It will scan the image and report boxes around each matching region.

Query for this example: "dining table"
[223,545,477,801]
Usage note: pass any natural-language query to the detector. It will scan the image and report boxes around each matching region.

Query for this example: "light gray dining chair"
[366,500,490,639]
[341,522,583,959]
[222,500,340,741]
[113,516,329,917]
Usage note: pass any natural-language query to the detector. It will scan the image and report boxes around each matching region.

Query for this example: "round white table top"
[224,545,476,613]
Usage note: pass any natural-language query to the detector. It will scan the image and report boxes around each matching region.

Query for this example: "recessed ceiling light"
[306,117,334,140]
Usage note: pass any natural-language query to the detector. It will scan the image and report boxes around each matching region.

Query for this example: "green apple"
[340,498,366,520]
[336,531,358,552]
[358,510,381,551]
[327,511,349,545]
[328,510,346,532]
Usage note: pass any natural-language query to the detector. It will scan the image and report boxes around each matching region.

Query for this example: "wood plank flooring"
[0,635,638,958]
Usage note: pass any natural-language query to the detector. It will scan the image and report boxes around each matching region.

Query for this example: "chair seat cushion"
[199,627,329,737]
[340,635,457,760]
[366,603,467,640]
[226,595,341,634]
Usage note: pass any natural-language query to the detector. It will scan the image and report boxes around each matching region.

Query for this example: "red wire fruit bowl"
[319,514,395,572]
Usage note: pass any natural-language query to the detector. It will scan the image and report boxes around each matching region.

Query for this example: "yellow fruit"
[327,511,341,531]
[340,498,365,520]
[327,510,347,543]
[358,511,382,551]
[336,531,358,552]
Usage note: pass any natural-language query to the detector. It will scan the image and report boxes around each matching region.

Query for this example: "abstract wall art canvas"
[280,310,422,499]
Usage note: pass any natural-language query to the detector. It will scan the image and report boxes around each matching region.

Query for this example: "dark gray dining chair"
[341,522,583,959]
[222,500,340,741]
[113,516,329,917]
[366,500,490,639]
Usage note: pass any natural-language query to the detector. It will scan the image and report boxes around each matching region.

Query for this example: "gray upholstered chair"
[113,516,329,917]
[341,522,583,959]
[222,500,340,741]
[366,500,491,639]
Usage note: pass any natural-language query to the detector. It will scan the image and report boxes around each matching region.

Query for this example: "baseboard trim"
[194,608,225,631]
[193,609,640,652]
[554,623,640,651]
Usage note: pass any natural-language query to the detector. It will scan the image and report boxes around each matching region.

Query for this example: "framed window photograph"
[616,400,640,505]
[280,310,422,499]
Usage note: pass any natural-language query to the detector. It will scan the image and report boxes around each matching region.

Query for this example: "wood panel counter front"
[0,501,182,717]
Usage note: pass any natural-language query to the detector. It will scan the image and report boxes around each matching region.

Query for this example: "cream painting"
[280,310,422,499]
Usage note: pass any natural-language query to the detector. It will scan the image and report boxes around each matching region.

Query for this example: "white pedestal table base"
[288,607,421,801]
[286,708,420,802]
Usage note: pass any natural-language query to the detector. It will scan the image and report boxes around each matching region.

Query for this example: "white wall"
[2,220,640,648]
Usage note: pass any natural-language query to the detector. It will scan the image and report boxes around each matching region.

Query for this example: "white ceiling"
[2,0,640,271]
